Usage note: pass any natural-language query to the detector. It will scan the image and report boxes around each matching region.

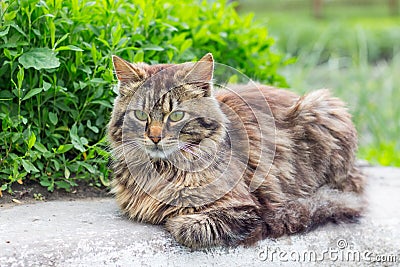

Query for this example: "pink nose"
[148,125,162,144]
[149,135,161,144]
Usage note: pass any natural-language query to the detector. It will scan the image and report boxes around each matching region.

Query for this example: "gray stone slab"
[0,166,399,266]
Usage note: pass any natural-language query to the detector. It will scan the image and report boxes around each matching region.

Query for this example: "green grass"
[239,0,400,166]
[240,0,400,62]
[282,56,400,166]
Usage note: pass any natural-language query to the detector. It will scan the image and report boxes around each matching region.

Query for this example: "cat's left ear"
[184,53,214,95]
[112,55,146,84]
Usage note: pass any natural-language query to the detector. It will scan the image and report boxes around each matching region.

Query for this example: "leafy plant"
[0,0,287,194]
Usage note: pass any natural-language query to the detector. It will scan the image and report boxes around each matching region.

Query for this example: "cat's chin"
[146,148,172,160]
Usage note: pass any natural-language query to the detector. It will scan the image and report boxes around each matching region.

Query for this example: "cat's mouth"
[145,145,175,159]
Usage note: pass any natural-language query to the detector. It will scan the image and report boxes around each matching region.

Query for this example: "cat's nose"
[148,125,162,144]
[149,135,161,144]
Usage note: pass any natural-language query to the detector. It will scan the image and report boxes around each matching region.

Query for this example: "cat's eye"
[134,110,148,121]
[169,111,185,122]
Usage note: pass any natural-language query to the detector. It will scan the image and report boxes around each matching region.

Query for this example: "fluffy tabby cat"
[108,53,365,249]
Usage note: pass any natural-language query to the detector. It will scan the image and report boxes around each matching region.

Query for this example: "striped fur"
[108,54,366,249]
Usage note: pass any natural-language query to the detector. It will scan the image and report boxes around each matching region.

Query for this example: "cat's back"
[214,84,354,132]
[215,84,299,117]
[215,83,362,194]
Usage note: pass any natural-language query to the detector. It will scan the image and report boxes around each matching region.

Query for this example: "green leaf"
[53,33,70,49]
[18,48,60,70]
[133,50,144,62]
[22,88,42,101]
[142,44,164,51]
[56,144,74,154]
[52,159,60,171]
[80,137,88,146]
[40,178,51,187]
[9,23,27,39]
[180,39,192,53]
[91,100,113,108]
[12,132,22,143]
[49,112,58,125]
[70,124,85,152]
[55,126,69,132]
[0,26,10,37]
[55,181,71,190]
[39,177,54,192]
[64,166,70,179]
[43,152,53,158]
[17,67,24,89]
[49,20,56,47]
[99,173,110,187]
[79,81,87,89]
[87,120,99,133]
[28,131,36,149]
[4,10,17,21]
[43,81,51,91]
[78,161,96,174]
[3,48,12,59]
[0,90,13,100]
[34,142,48,153]
[55,45,84,52]
[21,159,39,173]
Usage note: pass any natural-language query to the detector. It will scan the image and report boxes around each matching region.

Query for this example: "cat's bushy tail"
[262,186,365,238]
[304,185,365,225]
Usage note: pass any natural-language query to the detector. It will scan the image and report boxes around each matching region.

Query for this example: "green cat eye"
[169,111,185,122]
[134,110,148,121]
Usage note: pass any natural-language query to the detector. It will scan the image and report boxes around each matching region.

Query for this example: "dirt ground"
[0,180,110,207]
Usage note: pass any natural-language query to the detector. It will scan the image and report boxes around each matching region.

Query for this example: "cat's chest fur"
[110,152,251,223]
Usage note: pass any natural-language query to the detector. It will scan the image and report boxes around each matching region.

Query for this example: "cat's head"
[110,53,228,161]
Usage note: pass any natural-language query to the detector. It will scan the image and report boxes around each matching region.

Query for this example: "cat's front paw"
[165,208,262,249]
[165,213,225,249]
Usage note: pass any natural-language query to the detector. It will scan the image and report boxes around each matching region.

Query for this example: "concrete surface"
[1,166,399,267]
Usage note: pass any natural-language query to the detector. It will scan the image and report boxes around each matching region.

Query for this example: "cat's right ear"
[112,55,146,85]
